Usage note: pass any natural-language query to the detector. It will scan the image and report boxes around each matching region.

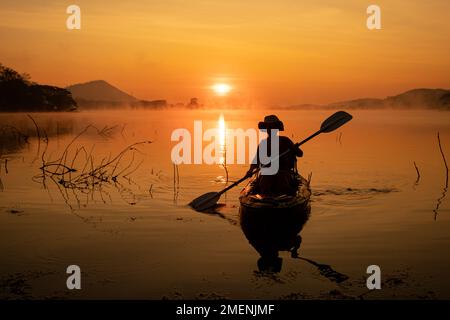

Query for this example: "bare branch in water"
[123,159,144,178]
[413,161,421,185]
[433,132,448,220]
[222,163,229,183]
[0,153,4,190]
[149,184,153,197]
[437,132,449,188]
[121,124,127,139]
[434,188,448,221]
[172,163,180,203]
[27,115,41,164]
[33,123,152,209]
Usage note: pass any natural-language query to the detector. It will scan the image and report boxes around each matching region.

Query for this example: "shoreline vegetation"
[0,64,77,112]
[1,63,449,112]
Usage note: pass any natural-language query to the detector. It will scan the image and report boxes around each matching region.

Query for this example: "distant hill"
[66,80,169,109]
[66,80,450,111]
[325,98,384,109]
[383,88,450,109]
[289,88,450,110]
[66,80,138,106]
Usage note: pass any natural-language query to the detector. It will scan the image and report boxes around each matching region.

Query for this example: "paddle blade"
[320,111,353,133]
[189,192,221,211]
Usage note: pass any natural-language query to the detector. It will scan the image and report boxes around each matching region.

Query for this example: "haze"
[1,0,449,105]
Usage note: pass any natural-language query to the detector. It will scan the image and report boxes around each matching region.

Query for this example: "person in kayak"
[246,115,303,195]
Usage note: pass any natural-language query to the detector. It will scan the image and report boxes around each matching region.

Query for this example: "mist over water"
[0,109,449,299]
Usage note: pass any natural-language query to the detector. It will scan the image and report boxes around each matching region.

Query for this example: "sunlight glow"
[212,83,232,96]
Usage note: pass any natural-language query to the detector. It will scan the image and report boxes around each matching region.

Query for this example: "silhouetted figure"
[246,115,303,195]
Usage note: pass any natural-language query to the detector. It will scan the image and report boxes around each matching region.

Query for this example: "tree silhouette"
[0,63,77,112]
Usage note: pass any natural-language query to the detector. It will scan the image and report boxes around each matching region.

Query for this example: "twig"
[433,132,448,220]
[173,163,179,203]
[27,114,41,165]
[437,132,448,188]
[173,163,176,191]
[413,161,421,184]
[222,163,229,183]
[121,124,127,139]
[123,159,144,178]
[149,184,153,195]
[433,188,448,221]
[92,141,151,175]
[33,123,152,210]
[115,152,136,177]
[41,129,49,164]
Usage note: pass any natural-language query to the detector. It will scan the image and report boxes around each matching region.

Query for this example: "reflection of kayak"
[239,174,312,259]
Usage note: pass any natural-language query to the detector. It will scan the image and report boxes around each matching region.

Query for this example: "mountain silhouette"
[384,88,450,109]
[66,80,138,103]
[290,88,450,110]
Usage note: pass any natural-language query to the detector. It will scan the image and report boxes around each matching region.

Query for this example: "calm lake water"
[0,109,449,299]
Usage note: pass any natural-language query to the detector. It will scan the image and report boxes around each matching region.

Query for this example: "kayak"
[239,174,312,261]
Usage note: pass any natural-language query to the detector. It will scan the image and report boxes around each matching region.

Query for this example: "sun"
[212,83,232,96]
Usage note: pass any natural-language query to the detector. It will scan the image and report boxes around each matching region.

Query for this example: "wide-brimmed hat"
[258,115,284,131]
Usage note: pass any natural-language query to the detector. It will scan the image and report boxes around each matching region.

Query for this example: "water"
[0,109,449,299]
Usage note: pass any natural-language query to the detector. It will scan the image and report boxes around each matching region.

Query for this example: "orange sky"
[0,0,449,105]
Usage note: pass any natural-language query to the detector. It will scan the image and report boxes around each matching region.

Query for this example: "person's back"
[276,135,302,171]
[247,115,303,196]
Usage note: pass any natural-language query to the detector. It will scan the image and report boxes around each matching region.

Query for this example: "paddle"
[189,110,353,211]
[189,175,253,212]
[275,110,353,162]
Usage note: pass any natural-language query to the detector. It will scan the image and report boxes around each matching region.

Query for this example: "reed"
[0,153,3,191]
[30,122,152,208]
[173,163,180,202]
[413,161,421,184]
[434,132,448,220]
[27,115,41,164]
[437,132,448,188]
